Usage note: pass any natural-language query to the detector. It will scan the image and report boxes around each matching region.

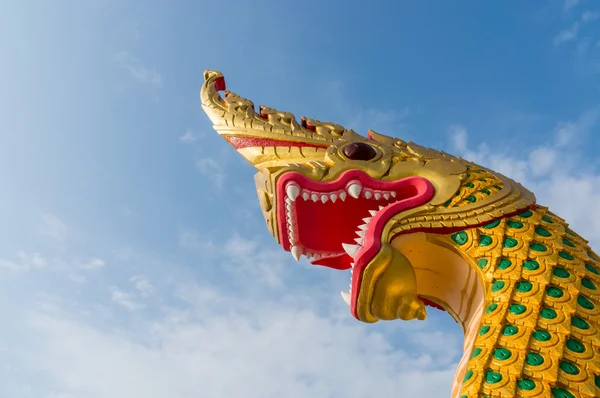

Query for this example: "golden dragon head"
[200,70,536,323]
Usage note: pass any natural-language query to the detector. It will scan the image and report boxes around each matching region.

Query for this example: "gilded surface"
[200,70,600,397]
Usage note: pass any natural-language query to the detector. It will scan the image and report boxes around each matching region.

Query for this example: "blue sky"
[2,1,600,397]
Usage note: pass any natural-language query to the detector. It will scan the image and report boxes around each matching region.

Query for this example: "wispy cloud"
[554,8,600,46]
[581,10,600,22]
[81,258,106,270]
[37,214,68,242]
[179,130,198,143]
[116,51,163,88]
[131,276,156,297]
[0,251,46,273]
[554,21,580,45]
[196,157,226,188]
[110,288,144,311]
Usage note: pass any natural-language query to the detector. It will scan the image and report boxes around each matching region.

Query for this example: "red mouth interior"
[277,170,424,270]
[294,188,416,268]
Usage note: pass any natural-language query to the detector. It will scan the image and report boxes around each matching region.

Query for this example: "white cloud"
[448,125,468,152]
[581,10,600,22]
[221,234,288,288]
[0,251,46,273]
[115,51,162,88]
[81,258,105,270]
[110,288,144,311]
[37,214,68,242]
[196,157,226,188]
[179,130,198,142]
[178,227,216,251]
[131,276,156,297]
[553,22,580,45]
[14,287,458,398]
[0,258,26,272]
[528,147,557,177]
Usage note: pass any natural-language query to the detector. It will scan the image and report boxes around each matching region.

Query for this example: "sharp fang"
[383,193,390,200]
[339,191,347,201]
[362,217,372,223]
[291,245,302,261]
[347,182,362,199]
[356,229,365,238]
[354,237,364,245]
[374,192,381,200]
[321,194,328,203]
[369,210,377,216]
[302,191,310,200]
[341,291,351,306]
[342,243,360,257]
[289,230,295,241]
[391,192,396,198]
[286,184,300,201]
[311,193,318,202]
[379,205,385,210]
[364,191,372,199]
[358,224,367,231]
[330,193,337,203]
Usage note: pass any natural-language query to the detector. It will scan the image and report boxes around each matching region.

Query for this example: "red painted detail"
[418,296,445,311]
[214,76,226,92]
[258,106,268,119]
[225,136,329,150]
[300,118,316,131]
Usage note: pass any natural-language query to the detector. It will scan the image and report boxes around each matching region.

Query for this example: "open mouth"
[276,169,435,301]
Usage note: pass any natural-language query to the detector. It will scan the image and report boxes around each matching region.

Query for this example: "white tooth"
[285,197,292,204]
[362,217,372,223]
[358,224,367,231]
[286,203,291,211]
[342,243,360,257]
[383,193,390,200]
[379,205,385,210]
[374,192,381,200]
[339,191,347,201]
[330,193,337,203]
[289,230,295,241]
[391,192,396,198]
[347,182,362,199]
[311,193,318,202]
[291,245,302,261]
[369,210,377,216]
[302,191,310,201]
[341,291,351,306]
[354,237,364,245]
[321,194,328,203]
[364,191,372,199]
[286,184,300,201]
[356,230,365,238]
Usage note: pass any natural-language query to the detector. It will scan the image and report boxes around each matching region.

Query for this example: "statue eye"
[343,142,377,161]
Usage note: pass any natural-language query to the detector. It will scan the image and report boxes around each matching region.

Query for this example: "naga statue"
[200,70,600,397]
